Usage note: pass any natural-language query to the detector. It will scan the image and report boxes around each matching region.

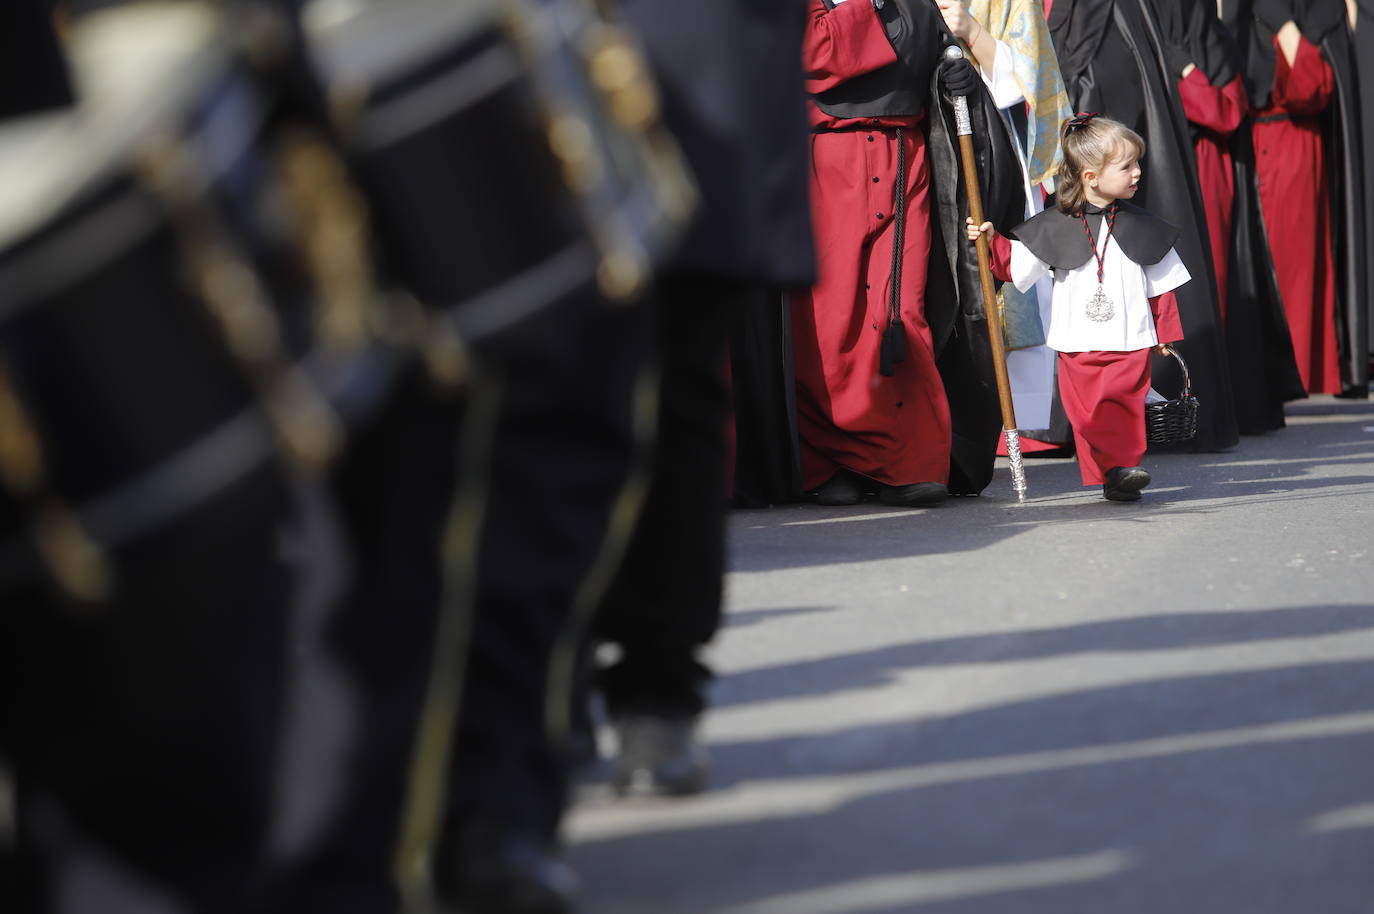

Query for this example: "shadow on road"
[711,604,1374,710]
[572,651,1374,913]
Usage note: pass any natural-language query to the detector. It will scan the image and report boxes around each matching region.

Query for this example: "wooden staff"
[943,44,1027,502]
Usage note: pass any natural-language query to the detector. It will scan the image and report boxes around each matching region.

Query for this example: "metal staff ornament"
[943,44,1027,502]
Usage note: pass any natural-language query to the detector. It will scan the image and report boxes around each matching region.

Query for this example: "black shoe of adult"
[610,714,710,798]
[812,471,865,506]
[1103,465,1151,502]
[877,481,948,507]
[434,821,579,914]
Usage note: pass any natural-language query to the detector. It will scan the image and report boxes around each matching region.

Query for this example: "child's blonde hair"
[1055,114,1146,215]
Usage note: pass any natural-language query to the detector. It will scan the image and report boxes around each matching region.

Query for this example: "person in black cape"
[1049,0,1241,451]
[1356,1,1374,371]
[1150,0,1305,434]
[1225,0,1369,397]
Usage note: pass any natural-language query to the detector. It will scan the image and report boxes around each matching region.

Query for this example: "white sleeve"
[1009,239,1050,293]
[981,40,1025,109]
[1143,247,1191,297]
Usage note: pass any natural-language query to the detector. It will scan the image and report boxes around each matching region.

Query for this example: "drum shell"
[0,175,263,513]
[339,22,590,327]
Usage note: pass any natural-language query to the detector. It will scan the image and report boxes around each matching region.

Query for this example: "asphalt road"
[567,395,1374,914]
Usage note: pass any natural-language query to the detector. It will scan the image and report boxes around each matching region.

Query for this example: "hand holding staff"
[942,44,1028,502]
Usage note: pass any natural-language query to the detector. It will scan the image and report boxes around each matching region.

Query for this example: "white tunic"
[1009,233,1190,353]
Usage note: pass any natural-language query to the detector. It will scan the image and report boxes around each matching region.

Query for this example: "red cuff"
[1149,291,1184,344]
[988,231,1012,283]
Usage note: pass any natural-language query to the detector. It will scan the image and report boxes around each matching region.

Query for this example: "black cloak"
[1227,0,1369,396]
[1356,1,1374,362]
[1049,0,1241,450]
[925,57,1029,495]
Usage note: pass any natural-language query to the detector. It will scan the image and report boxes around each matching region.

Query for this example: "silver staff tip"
[943,44,965,60]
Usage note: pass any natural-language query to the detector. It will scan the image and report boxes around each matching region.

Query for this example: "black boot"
[1103,465,1151,502]
[610,714,710,798]
[811,470,865,506]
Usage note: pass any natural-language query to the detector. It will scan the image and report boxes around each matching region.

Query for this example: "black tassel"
[879,318,907,377]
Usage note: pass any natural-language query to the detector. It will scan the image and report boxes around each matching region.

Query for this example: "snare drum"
[302,0,695,344]
[0,1,395,599]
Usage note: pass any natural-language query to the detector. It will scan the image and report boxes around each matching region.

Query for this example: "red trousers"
[1057,349,1151,486]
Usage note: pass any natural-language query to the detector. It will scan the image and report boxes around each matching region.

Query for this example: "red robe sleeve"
[1149,291,1184,345]
[987,231,1013,283]
[803,0,898,93]
[1271,34,1334,116]
[1176,71,1248,136]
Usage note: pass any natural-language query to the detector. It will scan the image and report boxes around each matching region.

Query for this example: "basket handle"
[1157,344,1191,398]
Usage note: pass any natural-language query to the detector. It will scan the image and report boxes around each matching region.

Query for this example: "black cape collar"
[1008,200,1181,270]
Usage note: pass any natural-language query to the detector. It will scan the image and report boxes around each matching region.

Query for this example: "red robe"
[790,0,951,489]
[1252,35,1341,394]
[1176,70,1248,320]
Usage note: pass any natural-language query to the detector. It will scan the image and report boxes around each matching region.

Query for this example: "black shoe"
[1103,465,1151,501]
[434,822,578,914]
[877,481,948,507]
[811,471,865,506]
[610,714,710,798]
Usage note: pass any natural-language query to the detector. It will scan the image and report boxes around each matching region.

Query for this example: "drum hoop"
[0,333,404,579]
[443,239,597,343]
[354,43,524,153]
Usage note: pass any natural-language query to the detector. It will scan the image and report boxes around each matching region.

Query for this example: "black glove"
[939,54,979,98]
[1252,0,1294,30]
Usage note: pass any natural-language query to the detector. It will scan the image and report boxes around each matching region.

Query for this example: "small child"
[967,113,1189,501]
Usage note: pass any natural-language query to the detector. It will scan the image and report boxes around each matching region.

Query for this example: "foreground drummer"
[967,114,1189,502]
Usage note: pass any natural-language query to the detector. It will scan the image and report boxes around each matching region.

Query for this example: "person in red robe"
[1249,1,1343,393]
[1152,0,1250,316]
[792,0,981,508]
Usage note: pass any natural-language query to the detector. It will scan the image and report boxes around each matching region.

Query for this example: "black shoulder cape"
[1009,201,1180,270]
[1049,0,1240,450]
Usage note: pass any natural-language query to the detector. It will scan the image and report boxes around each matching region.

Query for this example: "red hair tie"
[1065,111,1099,132]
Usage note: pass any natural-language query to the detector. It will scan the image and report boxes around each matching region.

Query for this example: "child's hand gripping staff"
[943,44,1027,502]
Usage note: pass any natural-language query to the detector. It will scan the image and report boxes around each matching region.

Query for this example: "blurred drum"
[0,1,396,599]
[301,0,695,343]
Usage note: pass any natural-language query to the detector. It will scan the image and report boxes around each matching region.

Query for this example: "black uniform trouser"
[263,289,652,910]
[440,293,653,842]
[593,276,747,718]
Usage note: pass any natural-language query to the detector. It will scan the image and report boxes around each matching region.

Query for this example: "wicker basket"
[1146,345,1199,444]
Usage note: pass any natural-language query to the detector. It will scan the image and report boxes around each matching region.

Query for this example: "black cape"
[1226,125,1308,431]
[1009,201,1179,269]
[1356,1,1374,368]
[925,63,1028,495]
[1050,0,1240,450]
